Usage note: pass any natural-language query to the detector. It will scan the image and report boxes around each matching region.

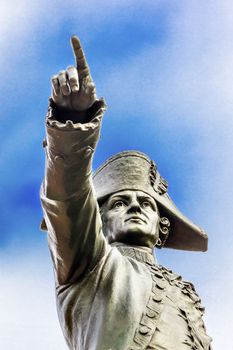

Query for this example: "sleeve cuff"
[44,98,106,156]
[47,98,106,126]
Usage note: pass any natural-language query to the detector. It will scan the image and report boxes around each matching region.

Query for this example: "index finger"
[70,35,90,78]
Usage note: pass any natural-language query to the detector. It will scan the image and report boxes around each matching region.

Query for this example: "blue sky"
[1,0,233,348]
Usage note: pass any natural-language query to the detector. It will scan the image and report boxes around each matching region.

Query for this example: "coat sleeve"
[40,99,109,285]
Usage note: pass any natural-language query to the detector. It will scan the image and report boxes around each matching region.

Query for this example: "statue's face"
[101,190,160,248]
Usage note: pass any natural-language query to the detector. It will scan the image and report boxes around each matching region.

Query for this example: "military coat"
[40,100,212,350]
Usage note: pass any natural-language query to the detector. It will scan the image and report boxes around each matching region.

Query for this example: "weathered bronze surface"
[41,36,212,349]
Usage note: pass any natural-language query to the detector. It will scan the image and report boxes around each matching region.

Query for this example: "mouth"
[125,216,146,223]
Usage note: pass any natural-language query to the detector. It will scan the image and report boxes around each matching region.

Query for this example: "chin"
[110,230,156,247]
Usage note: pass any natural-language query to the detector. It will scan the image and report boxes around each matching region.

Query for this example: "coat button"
[152,270,163,278]
[150,265,159,272]
[152,293,163,302]
[146,309,157,318]
[86,147,92,155]
[54,155,64,163]
[156,280,166,290]
[139,326,150,335]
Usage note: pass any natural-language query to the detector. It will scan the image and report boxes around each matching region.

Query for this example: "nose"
[127,200,142,214]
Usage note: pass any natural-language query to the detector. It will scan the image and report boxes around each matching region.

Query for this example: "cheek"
[104,213,124,233]
[150,213,160,234]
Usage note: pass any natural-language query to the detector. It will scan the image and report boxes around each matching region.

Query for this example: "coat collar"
[112,243,157,266]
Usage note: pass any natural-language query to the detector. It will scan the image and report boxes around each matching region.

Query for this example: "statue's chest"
[141,264,211,350]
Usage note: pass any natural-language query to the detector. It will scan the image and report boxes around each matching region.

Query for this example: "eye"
[141,201,153,209]
[112,200,126,209]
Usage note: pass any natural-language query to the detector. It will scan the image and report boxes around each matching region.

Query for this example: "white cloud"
[1,0,233,348]
[0,0,164,54]
[101,1,233,125]
[0,251,67,349]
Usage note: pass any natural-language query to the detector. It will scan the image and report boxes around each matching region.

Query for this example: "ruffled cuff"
[47,98,106,125]
[43,98,106,157]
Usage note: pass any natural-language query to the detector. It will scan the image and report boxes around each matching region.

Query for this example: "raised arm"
[40,36,108,286]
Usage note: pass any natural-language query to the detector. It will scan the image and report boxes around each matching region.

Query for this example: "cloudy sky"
[0,0,232,348]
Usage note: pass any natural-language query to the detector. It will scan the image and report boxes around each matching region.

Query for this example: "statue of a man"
[40,36,212,350]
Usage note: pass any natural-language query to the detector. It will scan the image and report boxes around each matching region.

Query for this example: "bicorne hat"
[93,150,208,252]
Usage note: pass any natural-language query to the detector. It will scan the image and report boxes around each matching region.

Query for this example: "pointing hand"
[51,36,97,111]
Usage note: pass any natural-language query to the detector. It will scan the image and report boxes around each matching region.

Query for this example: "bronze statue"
[40,36,212,349]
